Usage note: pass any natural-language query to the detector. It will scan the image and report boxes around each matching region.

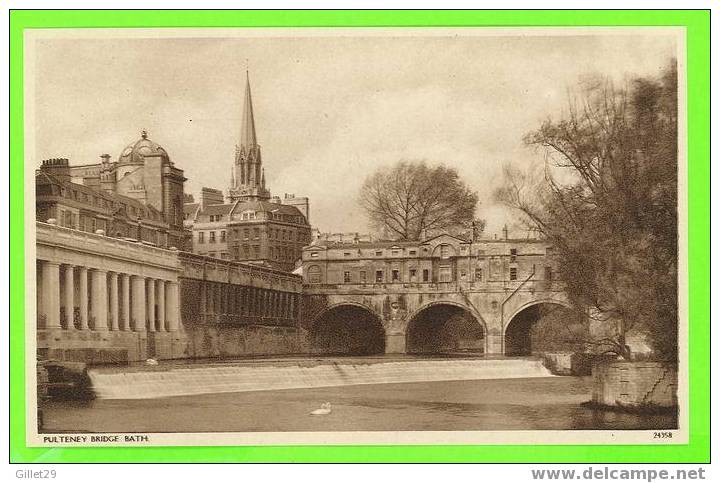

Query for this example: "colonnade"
[202,281,298,323]
[37,260,179,332]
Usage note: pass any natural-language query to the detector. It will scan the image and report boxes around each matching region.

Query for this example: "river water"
[40,376,676,433]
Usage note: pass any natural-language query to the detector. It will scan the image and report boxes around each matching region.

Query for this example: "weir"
[88,358,554,399]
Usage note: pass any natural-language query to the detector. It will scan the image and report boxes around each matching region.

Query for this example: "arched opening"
[504,302,586,356]
[406,304,485,355]
[309,305,385,355]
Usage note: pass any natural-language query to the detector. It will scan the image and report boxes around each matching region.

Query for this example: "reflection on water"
[40,376,677,433]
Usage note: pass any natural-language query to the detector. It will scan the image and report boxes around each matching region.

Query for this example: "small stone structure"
[592,361,678,409]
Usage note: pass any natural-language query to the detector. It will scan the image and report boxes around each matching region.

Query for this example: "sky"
[31,30,678,237]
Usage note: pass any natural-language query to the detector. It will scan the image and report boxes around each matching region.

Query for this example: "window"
[391,250,399,255]
[220,231,226,242]
[343,271,351,283]
[344,252,351,257]
[510,248,518,262]
[209,231,216,243]
[243,229,249,240]
[310,252,319,258]
[409,250,417,256]
[440,245,450,258]
[439,266,452,282]
[308,265,322,283]
[409,269,417,281]
[460,269,467,280]
[359,271,367,283]
[375,270,384,283]
[252,246,259,258]
[375,251,383,257]
[198,231,206,244]
[545,266,553,281]
[209,252,217,258]
[270,247,275,259]
[220,252,228,260]
[422,269,430,282]
[391,269,400,282]
[475,268,483,281]
[510,267,518,281]
[253,228,260,240]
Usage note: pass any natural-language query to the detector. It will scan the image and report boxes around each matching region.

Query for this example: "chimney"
[40,158,71,183]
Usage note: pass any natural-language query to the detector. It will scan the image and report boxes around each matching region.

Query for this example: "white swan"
[310,402,332,415]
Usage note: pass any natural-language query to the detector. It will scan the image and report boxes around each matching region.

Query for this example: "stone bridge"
[300,234,574,356]
[302,279,570,355]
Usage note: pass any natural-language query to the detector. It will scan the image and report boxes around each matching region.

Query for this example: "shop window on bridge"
[422,269,430,282]
[439,266,452,282]
[391,269,400,282]
[375,270,384,282]
[307,265,322,283]
[510,267,518,281]
[545,266,553,281]
[343,271,351,283]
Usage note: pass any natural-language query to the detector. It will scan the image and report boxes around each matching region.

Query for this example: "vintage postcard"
[24,26,688,447]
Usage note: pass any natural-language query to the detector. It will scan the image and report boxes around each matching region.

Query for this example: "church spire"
[240,70,257,148]
[229,69,270,203]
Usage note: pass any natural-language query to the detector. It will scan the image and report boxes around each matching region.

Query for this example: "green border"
[9,10,710,463]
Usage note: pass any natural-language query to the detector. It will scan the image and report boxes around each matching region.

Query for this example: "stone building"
[301,234,556,286]
[185,72,311,271]
[36,157,185,249]
[36,130,190,249]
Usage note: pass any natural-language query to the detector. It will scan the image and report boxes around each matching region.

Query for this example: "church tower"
[228,71,271,202]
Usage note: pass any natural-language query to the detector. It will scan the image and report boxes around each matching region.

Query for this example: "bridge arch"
[405,301,487,355]
[308,302,386,355]
[503,298,580,356]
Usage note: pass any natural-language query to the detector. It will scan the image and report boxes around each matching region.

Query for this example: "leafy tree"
[497,62,678,360]
[360,161,479,241]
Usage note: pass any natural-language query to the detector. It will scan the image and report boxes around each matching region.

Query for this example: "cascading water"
[88,358,554,400]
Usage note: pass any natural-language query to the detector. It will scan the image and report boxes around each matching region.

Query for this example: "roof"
[233,200,304,216]
[118,130,170,166]
[199,203,234,216]
[36,170,166,224]
[183,202,199,216]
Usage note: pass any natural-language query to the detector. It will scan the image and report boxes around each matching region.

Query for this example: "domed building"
[38,130,190,250]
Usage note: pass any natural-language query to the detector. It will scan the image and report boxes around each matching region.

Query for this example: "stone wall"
[180,324,307,358]
[592,361,678,409]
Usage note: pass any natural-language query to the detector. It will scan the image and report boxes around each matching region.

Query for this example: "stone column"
[157,280,166,331]
[90,269,108,330]
[131,276,146,332]
[207,284,214,314]
[147,278,156,332]
[41,261,61,329]
[166,282,179,331]
[78,267,89,330]
[63,265,75,329]
[120,274,130,331]
[109,272,119,331]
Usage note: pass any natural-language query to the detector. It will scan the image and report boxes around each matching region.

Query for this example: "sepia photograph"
[25,26,687,446]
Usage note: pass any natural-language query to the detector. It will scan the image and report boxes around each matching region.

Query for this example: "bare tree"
[497,62,678,360]
[359,161,479,241]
